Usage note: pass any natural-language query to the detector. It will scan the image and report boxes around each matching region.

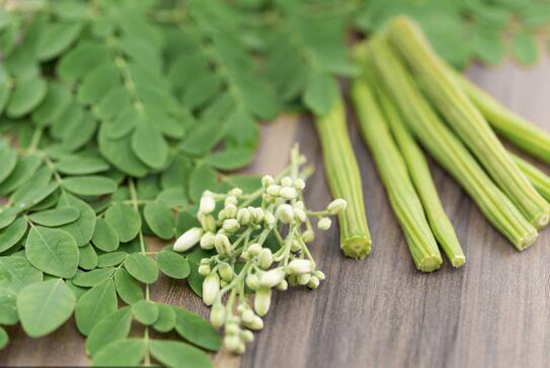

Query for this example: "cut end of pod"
[516,231,538,252]
[450,255,466,268]
[417,254,443,273]
[341,235,372,260]
[534,212,550,229]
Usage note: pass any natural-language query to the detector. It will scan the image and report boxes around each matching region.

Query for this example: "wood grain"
[2,60,550,367]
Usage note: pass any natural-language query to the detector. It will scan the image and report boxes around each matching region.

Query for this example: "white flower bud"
[314,270,326,280]
[302,230,314,243]
[318,217,332,231]
[200,232,216,250]
[223,219,240,233]
[247,243,262,256]
[288,259,314,275]
[276,204,294,224]
[219,263,233,281]
[220,279,228,288]
[246,274,260,290]
[225,322,240,335]
[218,209,226,221]
[224,204,237,218]
[200,214,216,232]
[241,330,254,342]
[281,176,293,187]
[266,184,280,196]
[199,193,216,214]
[224,196,238,206]
[276,279,288,291]
[264,212,275,226]
[307,275,320,289]
[236,208,250,225]
[254,287,272,316]
[214,233,232,255]
[210,304,226,328]
[294,201,305,210]
[252,207,264,223]
[298,274,311,285]
[294,208,306,223]
[279,187,297,200]
[235,342,245,354]
[173,227,203,252]
[294,178,306,190]
[246,316,264,330]
[291,239,301,252]
[198,264,211,276]
[237,304,247,314]
[258,248,273,269]
[224,335,241,353]
[230,188,243,197]
[288,275,298,286]
[241,250,251,260]
[200,258,210,265]
[261,175,274,187]
[241,309,256,324]
[202,273,220,306]
[327,198,347,214]
[260,268,284,288]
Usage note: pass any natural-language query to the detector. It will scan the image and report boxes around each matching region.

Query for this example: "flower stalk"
[367,36,538,251]
[352,78,442,272]
[386,16,550,228]
[313,90,372,259]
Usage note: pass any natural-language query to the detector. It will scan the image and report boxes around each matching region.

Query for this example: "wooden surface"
[3,60,550,367]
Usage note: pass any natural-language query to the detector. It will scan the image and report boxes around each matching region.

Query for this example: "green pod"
[512,154,550,203]
[375,84,465,268]
[386,17,550,228]
[451,69,550,165]
[314,89,372,259]
[352,79,442,272]
[367,37,537,251]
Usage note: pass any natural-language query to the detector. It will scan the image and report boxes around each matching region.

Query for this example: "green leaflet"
[153,303,177,333]
[132,300,159,325]
[0,155,42,195]
[62,176,118,196]
[57,193,97,247]
[104,203,141,242]
[36,20,84,61]
[114,268,144,304]
[97,251,127,268]
[150,340,213,368]
[91,218,120,252]
[0,256,43,294]
[0,208,17,230]
[6,74,47,118]
[131,123,169,170]
[75,278,118,336]
[24,226,79,279]
[512,30,539,65]
[303,72,340,115]
[0,289,18,325]
[28,207,80,227]
[144,201,175,240]
[72,268,115,287]
[78,243,98,270]
[124,253,159,284]
[55,155,110,175]
[57,41,111,80]
[92,338,147,367]
[16,279,76,338]
[0,326,7,350]
[86,306,132,357]
[32,82,72,127]
[0,217,28,254]
[156,250,190,279]
[189,164,218,202]
[0,146,17,185]
[173,306,221,351]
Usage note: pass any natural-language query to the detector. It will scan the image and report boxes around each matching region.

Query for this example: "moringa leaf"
[86,306,132,357]
[72,268,115,287]
[173,306,221,351]
[28,207,80,227]
[78,243,98,271]
[0,290,18,325]
[150,340,213,368]
[132,300,159,325]
[63,176,117,196]
[6,74,47,118]
[124,253,158,284]
[512,30,539,65]
[131,123,169,170]
[144,201,175,240]
[55,156,110,175]
[91,218,120,252]
[75,278,117,336]
[0,326,7,350]
[0,217,28,254]
[156,250,190,279]
[114,268,144,305]
[0,256,42,294]
[92,338,147,367]
[153,303,177,333]
[104,203,141,242]
[57,193,96,247]
[97,251,127,268]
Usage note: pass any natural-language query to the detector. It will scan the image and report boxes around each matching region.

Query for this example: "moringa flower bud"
[294,208,306,223]
[281,176,293,187]
[294,201,305,210]
[258,248,273,269]
[200,232,216,250]
[247,243,262,256]
[224,196,238,206]
[264,211,275,227]
[327,198,347,214]
[276,279,288,291]
[236,208,250,225]
[224,335,241,353]
[261,175,274,187]
[215,233,232,255]
[314,270,326,280]
[246,316,264,330]
[202,273,220,306]
[298,274,311,285]
[199,192,216,214]
[288,259,314,275]
[200,214,216,232]
[260,268,284,288]
[173,227,203,252]
[225,322,240,335]
[230,188,243,197]
[266,184,280,196]
[210,304,226,328]
[224,204,237,218]
[279,187,297,200]
[241,330,254,342]
[291,239,301,252]
[246,274,260,290]
[219,263,234,281]
[276,204,294,224]
[252,207,264,223]
[302,230,314,243]
[307,275,320,289]
[198,264,211,276]
[254,287,272,316]
[294,178,306,190]
[241,309,256,324]
[317,217,332,231]
[223,219,240,233]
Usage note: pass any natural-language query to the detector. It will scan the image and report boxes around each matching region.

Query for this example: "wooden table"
[2,60,550,367]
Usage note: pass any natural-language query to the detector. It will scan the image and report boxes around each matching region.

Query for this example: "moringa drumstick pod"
[352,78,442,272]
[374,83,465,268]
[386,16,550,229]
[367,37,537,251]
[511,154,550,203]
[314,90,372,259]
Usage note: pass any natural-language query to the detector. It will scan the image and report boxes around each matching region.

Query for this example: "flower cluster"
[173,146,346,354]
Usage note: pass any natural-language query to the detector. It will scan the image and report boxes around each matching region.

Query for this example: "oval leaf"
[150,340,213,368]
[124,253,158,284]
[75,279,117,336]
[114,268,144,305]
[173,307,221,351]
[144,201,175,240]
[132,300,159,325]
[92,339,146,367]
[86,307,132,357]
[104,203,141,242]
[157,251,190,279]
[28,207,80,227]
[63,176,117,196]
[91,218,120,252]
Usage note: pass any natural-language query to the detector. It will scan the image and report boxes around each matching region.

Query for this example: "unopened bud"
[254,288,272,316]
[314,270,326,280]
[318,217,332,231]
[266,184,280,196]
[200,214,216,232]
[223,219,240,233]
[230,188,243,197]
[200,232,216,250]
[302,230,314,243]
[276,279,288,291]
[281,176,293,187]
[247,243,262,256]
[291,239,301,252]
[252,207,264,223]
[219,263,234,281]
[276,204,294,224]
[199,193,216,214]
[258,248,273,269]
[247,316,264,330]
[210,304,226,327]
[224,196,238,206]
[307,275,320,289]
[279,187,297,200]
[288,259,314,275]
[246,274,260,290]
[202,273,220,306]
[241,309,256,324]
[198,264,211,276]
[261,175,274,187]
[236,208,250,225]
[214,233,232,255]
[327,198,347,214]
[298,274,311,285]
[241,330,254,342]
[294,208,306,223]
[224,204,237,218]
[260,268,284,288]
[224,335,241,353]
[173,227,203,252]
[264,212,275,226]
[294,178,306,190]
